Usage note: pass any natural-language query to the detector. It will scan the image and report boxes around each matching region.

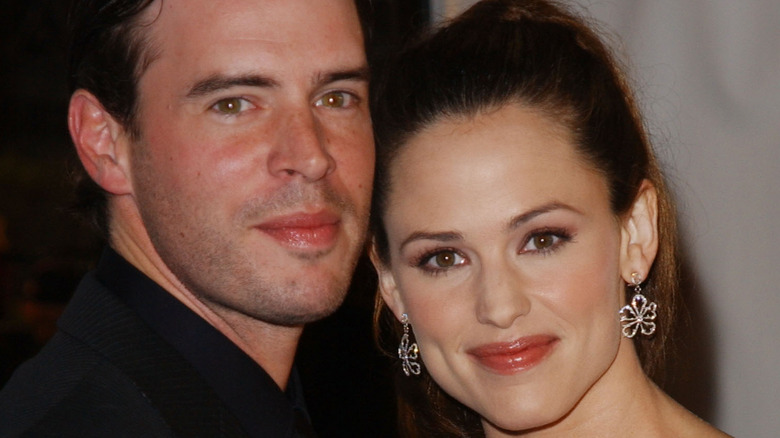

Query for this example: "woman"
[369,0,730,436]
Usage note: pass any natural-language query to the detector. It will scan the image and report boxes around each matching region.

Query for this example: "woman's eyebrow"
[399,231,463,252]
[506,202,583,232]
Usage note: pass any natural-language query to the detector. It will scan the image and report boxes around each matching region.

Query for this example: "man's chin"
[266,289,348,327]
[268,306,341,327]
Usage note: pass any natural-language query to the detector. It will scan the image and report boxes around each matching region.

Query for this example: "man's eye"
[212,97,252,115]
[316,91,355,108]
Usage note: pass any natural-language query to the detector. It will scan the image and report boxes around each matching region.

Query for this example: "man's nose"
[267,109,335,181]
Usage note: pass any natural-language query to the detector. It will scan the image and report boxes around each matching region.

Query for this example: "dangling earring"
[619,273,658,338]
[398,313,421,376]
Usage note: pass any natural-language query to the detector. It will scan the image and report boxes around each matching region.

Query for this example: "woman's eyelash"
[408,228,574,275]
[411,248,465,275]
[520,227,574,254]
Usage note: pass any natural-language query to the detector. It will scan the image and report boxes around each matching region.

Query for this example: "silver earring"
[619,273,658,338]
[398,313,421,376]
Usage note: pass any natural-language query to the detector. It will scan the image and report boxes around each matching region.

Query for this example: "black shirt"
[96,248,316,438]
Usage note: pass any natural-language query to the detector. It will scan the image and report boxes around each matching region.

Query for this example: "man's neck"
[108,199,301,389]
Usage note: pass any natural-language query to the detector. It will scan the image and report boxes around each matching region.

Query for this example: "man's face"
[128,0,373,326]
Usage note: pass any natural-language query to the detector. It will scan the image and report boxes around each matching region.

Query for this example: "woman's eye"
[418,250,466,272]
[520,230,571,254]
[316,91,356,108]
[530,234,557,250]
[212,97,253,115]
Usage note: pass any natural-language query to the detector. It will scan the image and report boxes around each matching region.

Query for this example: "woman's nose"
[475,262,531,329]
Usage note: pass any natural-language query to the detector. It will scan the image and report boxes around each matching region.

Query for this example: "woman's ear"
[619,180,659,282]
[68,89,134,196]
[368,241,405,321]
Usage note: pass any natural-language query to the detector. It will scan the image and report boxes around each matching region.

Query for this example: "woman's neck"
[484,337,727,438]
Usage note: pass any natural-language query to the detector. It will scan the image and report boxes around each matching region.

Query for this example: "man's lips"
[255,211,340,249]
[467,335,558,375]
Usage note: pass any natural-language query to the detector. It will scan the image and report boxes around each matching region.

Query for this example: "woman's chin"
[479,404,571,436]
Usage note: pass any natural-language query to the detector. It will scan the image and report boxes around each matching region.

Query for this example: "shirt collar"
[95,247,312,437]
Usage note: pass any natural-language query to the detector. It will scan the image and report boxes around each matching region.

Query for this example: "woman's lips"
[467,335,558,375]
[255,211,340,250]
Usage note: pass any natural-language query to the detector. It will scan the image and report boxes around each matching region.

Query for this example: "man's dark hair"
[68,0,157,236]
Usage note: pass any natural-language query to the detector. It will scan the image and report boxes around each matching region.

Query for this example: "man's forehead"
[140,0,364,63]
[134,0,367,99]
[142,0,363,33]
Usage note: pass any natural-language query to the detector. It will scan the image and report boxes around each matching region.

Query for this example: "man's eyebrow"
[314,66,370,87]
[186,74,279,98]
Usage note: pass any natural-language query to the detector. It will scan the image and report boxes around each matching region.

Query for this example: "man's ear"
[619,180,659,282]
[368,241,405,322]
[68,89,133,195]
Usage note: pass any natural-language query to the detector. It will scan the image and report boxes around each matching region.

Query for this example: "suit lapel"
[59,273,248,437]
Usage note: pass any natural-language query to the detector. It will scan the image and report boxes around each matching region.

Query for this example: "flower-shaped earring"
[619,273,658,338]
[398,313,421,376]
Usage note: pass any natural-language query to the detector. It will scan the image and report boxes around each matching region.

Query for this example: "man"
[0,0,373,436]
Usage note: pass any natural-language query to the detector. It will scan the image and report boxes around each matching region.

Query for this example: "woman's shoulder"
[679,416,732,438]
[661,395,732,438]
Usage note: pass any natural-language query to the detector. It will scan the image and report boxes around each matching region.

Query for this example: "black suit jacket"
[0,272,248,437]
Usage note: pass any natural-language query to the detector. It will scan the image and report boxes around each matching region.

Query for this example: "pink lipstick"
[467,335,558,375]
[256,211,340,250]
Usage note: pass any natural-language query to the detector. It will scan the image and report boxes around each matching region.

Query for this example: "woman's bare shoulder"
[665,398,732,438]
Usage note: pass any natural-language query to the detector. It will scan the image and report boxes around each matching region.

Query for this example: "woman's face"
[376,104,641,432]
